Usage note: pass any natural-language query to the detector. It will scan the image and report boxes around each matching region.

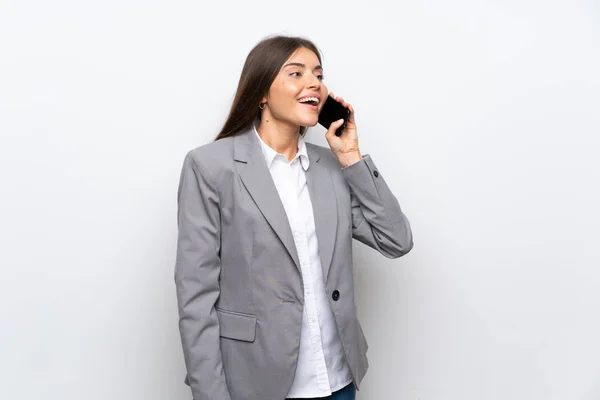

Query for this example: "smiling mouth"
[298,97,320,106]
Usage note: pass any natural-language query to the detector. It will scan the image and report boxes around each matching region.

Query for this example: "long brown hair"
[214,35,322,141]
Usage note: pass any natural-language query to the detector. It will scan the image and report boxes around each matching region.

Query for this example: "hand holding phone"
[320,93,362,167]
[318,95,350,136]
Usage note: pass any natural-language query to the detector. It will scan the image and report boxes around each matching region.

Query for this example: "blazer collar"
[233,126,337,282]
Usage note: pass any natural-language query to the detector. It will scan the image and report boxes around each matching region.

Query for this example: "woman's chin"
[299,118,319,128]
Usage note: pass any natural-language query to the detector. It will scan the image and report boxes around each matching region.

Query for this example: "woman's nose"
[307,74,321,88]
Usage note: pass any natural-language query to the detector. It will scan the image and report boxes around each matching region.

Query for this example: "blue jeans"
[287,382,356,400]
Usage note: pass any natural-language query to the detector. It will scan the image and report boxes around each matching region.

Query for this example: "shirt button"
[373,170,379,177]
[332,290,340,301]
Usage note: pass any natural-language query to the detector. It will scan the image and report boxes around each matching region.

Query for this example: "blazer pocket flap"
[216,308,257,342]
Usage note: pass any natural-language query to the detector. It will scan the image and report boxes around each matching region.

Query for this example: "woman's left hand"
[324,93,363,168]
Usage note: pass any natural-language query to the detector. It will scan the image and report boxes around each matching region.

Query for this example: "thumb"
[326,118,345,138]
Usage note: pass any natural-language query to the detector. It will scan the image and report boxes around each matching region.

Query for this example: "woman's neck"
[256,117,300,162]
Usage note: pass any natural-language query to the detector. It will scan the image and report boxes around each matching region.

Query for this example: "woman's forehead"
[284,47,321,67]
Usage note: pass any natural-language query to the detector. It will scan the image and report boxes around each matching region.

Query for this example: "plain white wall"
[1,1,599,399]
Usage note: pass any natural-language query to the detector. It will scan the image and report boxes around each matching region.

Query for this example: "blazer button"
[332,290,340,301]
[373,170,379,177]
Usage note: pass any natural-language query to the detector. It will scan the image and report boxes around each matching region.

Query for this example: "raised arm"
[323,94,414,259]
[342,155,414,259]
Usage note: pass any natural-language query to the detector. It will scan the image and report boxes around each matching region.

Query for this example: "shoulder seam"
[188,150,222,204]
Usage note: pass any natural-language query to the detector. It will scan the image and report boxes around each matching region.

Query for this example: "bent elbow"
[385,237,414,259]
[384,222,414,259]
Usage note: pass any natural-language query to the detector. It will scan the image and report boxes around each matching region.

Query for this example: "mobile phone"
[318,95,350,136]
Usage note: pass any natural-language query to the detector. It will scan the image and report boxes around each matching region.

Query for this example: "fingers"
[325,118,345,139]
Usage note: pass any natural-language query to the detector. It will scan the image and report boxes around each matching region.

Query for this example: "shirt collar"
[253,125,310,171]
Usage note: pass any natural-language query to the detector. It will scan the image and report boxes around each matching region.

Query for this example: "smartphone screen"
[318,95,350,136]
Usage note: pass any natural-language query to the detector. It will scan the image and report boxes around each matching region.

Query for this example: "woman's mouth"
[298,96,320,111]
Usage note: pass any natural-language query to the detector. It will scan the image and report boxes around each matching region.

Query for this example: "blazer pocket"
[215,308,257,342]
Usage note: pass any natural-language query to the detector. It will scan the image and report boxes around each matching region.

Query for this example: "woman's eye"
[317,74,324,81]
[290,72,301,77]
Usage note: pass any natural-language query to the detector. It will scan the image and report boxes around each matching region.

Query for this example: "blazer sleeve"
[342,154,414,258]
[174,151,232,400]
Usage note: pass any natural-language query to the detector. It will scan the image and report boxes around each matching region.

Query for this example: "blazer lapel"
[234,128,301,271]
[305,145,338,282]
[233,128,338,282]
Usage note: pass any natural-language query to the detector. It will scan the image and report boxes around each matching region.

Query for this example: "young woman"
[174,35,413,400]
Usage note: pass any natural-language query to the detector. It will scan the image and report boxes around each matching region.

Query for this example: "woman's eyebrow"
[283,62,323,72]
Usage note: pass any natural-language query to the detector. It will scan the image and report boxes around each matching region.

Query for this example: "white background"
[1,1,599,399]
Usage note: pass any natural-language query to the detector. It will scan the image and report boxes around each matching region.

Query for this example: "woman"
[175,35,413,400]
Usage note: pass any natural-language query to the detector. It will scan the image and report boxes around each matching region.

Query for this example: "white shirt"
[254,127,353,398]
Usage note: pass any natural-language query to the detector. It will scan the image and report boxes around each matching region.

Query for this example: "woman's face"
[262,47,328,129]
